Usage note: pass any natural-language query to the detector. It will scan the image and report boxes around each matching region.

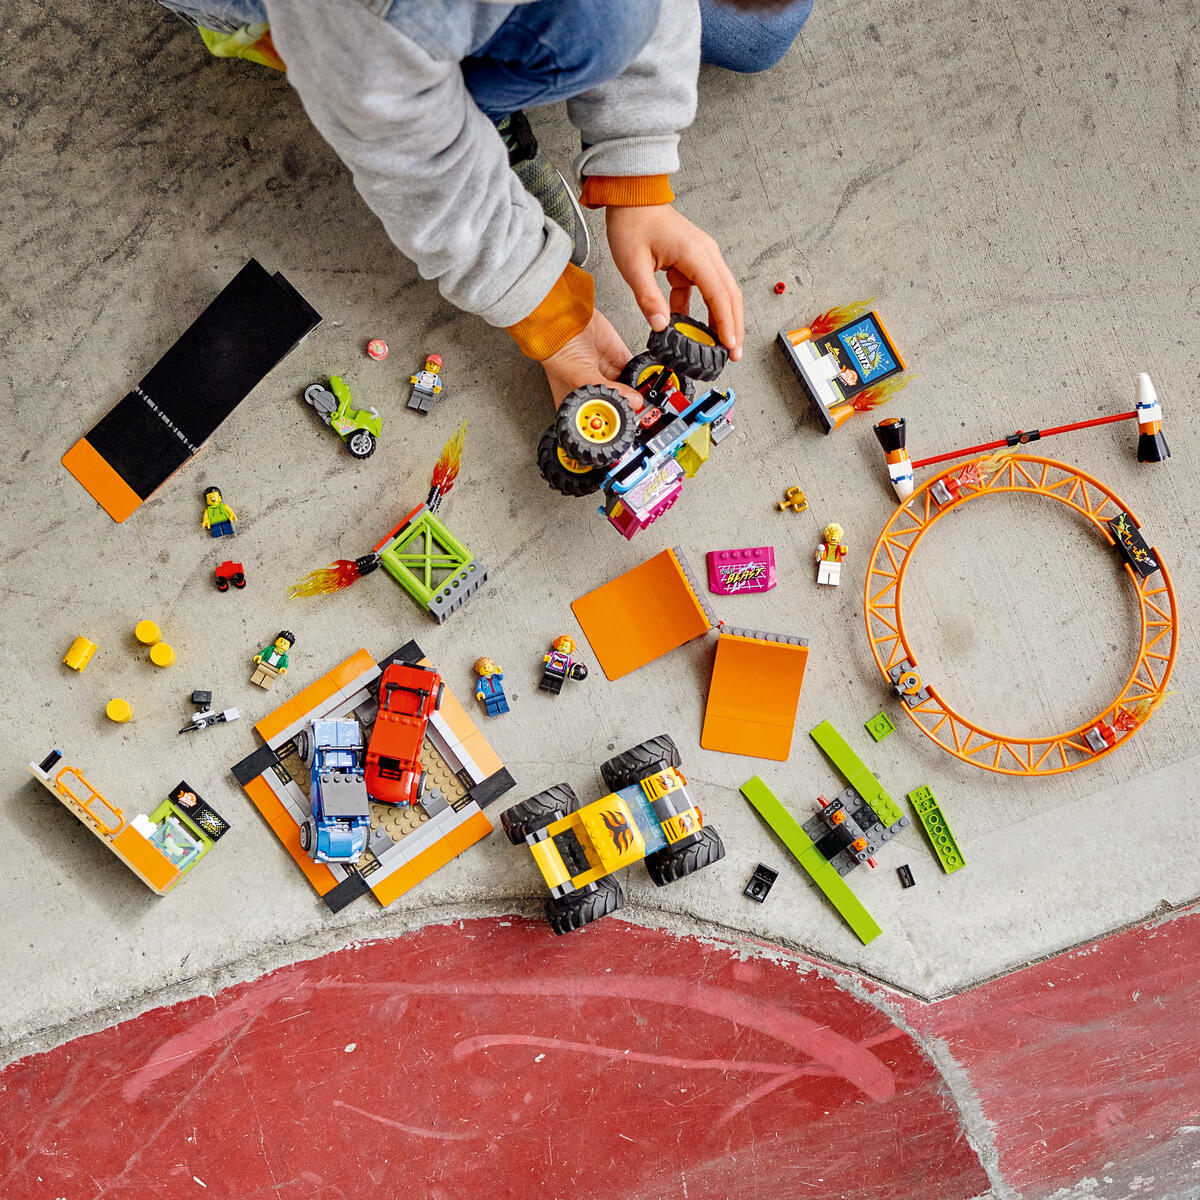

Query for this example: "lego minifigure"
[251,630,294,690]
[474,657,509,717]
[815,523,847,586]
[540,635,588,695]
[408,353,444,414]
[202,486,237,538]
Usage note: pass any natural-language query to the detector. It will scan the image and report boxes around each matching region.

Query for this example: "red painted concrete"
[900,908,1200,1199]
[1,920,985,1200]
[1,908,1197,1199]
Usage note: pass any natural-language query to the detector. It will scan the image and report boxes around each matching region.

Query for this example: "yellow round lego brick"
[106,698,133,723]
[149,641,176,668]
[134,620,161,645]
[63,635,97,671]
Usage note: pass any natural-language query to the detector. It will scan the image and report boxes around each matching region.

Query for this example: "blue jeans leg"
[463,0,663,120]
[700,0,814,73]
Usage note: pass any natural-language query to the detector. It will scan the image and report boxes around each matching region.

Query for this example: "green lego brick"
[865,712,895,742]
[740,776,882,945]
[907,786,966,873]
[379,507,475,607]
[810,720,904,828]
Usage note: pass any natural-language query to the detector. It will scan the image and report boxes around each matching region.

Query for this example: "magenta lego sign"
[707,547,777,595]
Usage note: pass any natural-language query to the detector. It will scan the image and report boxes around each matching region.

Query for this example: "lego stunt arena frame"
[864,455,1178,776]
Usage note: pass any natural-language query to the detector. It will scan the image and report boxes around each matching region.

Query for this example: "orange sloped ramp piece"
[571,547,716,680]
[701,630,810,761]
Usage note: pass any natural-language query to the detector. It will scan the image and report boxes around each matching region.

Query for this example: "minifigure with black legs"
[540,635,588,695]
[202,486,238,538]
[474,657,510,716]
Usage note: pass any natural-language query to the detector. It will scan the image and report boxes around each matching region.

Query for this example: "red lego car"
[365,661,444,806]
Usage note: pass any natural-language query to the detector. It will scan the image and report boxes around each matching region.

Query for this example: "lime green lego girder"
[379,508,474,605]
[740,776,881,945]
[810,720,904,828]
[907,785,966,873]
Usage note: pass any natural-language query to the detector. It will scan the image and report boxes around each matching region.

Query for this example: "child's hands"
[605,205,744,362]
[540,309,645,411]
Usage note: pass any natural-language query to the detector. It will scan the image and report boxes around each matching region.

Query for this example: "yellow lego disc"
[149,641,176,668]
[134,620,161,645]
[106,698,133,723]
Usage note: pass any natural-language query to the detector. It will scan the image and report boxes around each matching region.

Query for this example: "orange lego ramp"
[571,547,716,680]
[701,630,810,761]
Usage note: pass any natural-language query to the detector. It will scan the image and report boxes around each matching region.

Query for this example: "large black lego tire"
[647,314,729,382]
[645,826,726,887]
[500,782,581,845]
[546,876,625,935]
[537,427,607,497]
[555,385,637,467]
[600,734,682,794]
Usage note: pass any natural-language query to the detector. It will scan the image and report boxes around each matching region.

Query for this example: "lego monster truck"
[537,315,736,539]
[501,734,725,934]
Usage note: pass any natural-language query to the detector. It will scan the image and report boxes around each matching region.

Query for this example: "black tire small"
[346,430,377,460]
[215,576,230,593]
[415,769,426,798]
[294,729,312,766]
[501,782,581,845]
[600,734,682,793]
[299,819,315,853]
[647,314,728,382]
[537,427,607,497]
[546,876,625,935]
[232,573,246,589]
[645,825,726,887]
[434,682,445,710]
[619,351,694,403]
[555,385,637,467]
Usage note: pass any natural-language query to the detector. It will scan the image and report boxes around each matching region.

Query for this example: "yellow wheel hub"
[575,399,622,444]
[674,320,716,347]
[634,364,682,392]
[556,447,594,475]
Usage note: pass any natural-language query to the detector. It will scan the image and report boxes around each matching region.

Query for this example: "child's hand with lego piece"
[540,309,645,411]
[605,205,744,362]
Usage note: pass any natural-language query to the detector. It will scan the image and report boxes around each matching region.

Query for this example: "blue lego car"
[294,718,371,864]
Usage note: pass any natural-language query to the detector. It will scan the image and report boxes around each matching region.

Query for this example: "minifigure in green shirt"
[251,630,294,690]
[202,486,238,538]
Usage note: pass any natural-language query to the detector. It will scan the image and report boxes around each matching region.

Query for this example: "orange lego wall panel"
[109,827,181,893]
[254,649,376,742]
[242,776,340,895]
[61,439,144,523]
[572,548,714,681]
[701,633,810,761]
[368,810,492,906]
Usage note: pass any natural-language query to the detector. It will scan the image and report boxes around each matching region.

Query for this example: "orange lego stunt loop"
[864,455,1178,776]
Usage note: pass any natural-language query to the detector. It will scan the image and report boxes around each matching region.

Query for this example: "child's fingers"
[619,246,671,332]
[714,254,744,360]
[666,268,693,316]
[685,252,738,355]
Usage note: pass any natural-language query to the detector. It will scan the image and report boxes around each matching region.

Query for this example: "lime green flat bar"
[809,719,904,828]
[907,785,966,873]
[740,776,882,945]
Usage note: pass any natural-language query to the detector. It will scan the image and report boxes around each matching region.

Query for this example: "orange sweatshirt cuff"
[506,263,595,360]
[580,174,675,209]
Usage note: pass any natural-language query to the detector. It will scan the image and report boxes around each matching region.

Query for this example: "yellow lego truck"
[501,734,725,934]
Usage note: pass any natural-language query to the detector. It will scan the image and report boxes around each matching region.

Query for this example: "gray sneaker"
[496,111,590,268]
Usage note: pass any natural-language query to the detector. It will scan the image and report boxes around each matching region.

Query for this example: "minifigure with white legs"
[815,523,847,586]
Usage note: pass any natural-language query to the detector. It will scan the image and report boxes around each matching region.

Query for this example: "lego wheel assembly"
[864,455,1177,776]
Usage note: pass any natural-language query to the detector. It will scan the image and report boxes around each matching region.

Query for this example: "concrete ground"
[1,0,1198,1195]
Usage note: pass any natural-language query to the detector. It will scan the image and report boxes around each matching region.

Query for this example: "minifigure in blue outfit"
[474,657,509,717]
